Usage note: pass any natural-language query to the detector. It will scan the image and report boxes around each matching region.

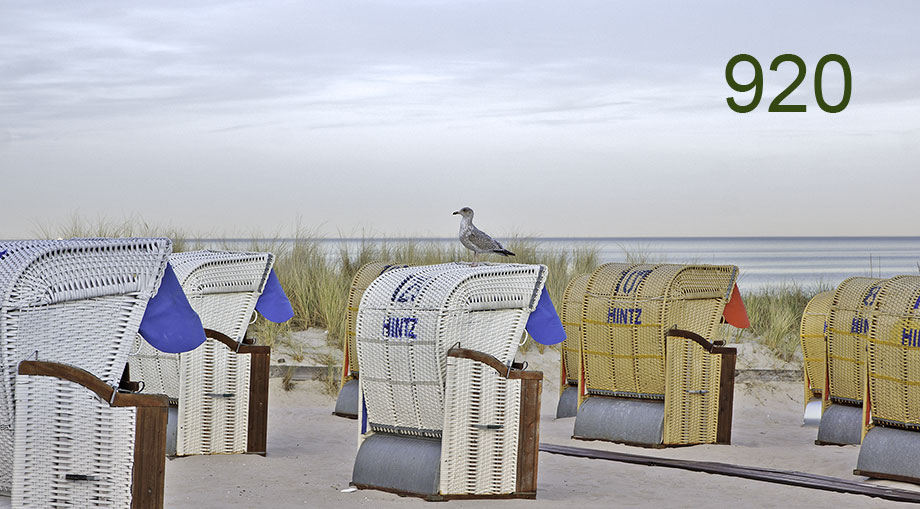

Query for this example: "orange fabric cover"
[722,283,750,329]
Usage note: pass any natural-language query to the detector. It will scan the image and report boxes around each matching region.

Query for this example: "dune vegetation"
[35,216,818,368]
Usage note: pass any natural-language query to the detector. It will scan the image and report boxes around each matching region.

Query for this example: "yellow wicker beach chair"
[855,275,920,483]
[817,277,883,445]
[800,291,833,425]
[556,272,591,418]
[334,261,407,418]
[571,263,741,446]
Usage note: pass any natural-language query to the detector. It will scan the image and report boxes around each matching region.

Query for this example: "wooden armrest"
[447,347,542,380]
[204,328,271,354]
[666,328,736,355]
[18,360,168,408]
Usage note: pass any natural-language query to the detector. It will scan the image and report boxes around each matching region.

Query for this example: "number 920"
[725,54,851,113]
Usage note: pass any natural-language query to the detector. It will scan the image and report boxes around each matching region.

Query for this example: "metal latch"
[65,474,100,481]
[473,424,503,430]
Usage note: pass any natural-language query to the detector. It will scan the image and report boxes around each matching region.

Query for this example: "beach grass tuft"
[38,217,826,381]
[736,282,833,362]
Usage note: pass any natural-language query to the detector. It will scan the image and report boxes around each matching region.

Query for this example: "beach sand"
[0,338,912,508]
[157,346,916,508]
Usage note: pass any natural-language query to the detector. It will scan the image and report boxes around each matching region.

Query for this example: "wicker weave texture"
[866,275,920,427]
[560,273,591,387]
[0,238,170,494]
[168,251,273,456]
[13,374,136,508]
[662,334,722,445]
[356,263,544,437]
[801,291,833,397]
[171,250,273,297]
[178,337,251,455]
[345,262,406,378]
[128,250,270,404]
[826,277,883,404]
[580,263,737,399]
[441,356,521,495]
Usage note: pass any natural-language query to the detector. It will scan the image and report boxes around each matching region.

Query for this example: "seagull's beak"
[452,210,459,215]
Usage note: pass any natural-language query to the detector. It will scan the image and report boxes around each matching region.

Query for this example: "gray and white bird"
[452,207,515,261]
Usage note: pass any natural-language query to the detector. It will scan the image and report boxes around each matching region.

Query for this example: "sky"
[1,1,918,239]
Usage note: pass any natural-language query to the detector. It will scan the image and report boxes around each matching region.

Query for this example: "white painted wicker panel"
[129,250,270,401]
[130,250,272,456]
[171,250,272,298]
[0,238,170,493]
[177,338,251,455]
[440,356,521,496]
[128,336,180,400]
[176,291,259,455]
[13,374,136,508]
[356,262,544,437]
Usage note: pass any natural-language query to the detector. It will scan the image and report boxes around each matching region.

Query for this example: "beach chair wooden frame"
[130,250,275,456]
[15,361,168,509]
[571,263,739,446]
[351,262,545,499]
[0,238,172,507]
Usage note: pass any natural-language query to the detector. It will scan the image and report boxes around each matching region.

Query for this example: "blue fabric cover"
[255,269,294,323]
[525,286,566,345]
[139,263,207,353]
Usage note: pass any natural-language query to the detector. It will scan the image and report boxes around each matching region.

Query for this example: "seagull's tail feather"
[492,249,515,257]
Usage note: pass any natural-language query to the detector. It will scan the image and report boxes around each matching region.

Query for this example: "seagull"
[452,207,515,261]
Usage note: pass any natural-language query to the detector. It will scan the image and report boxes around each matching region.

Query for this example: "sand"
[161,347,914,508]
[1,345,915,507]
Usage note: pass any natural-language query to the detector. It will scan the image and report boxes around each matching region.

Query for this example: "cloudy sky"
[1,1,918,239]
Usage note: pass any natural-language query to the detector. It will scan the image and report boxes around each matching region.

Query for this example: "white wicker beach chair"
[130,250,284,456]
[0,238,173,507]
[352,262,547,500]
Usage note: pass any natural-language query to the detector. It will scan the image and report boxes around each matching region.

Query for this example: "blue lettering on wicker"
[903,328,920,347]
[617,269,653,295]
[607,307,642,325]
[863,285,881,306]
[850,317,869,334]
[0,250,6,260]
[382,317,418,339]
[391,275,428,303]
[914,295,920,310]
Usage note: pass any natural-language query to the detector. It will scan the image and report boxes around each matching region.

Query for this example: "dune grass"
[35,218,599,357]
[36,216,823,367]
[251,232,601,355]
[732,282,833,362]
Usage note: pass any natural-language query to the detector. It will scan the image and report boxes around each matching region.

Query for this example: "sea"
[207,237,920,293]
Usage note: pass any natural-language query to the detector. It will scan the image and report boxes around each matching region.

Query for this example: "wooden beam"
[247,348,270,455]
[515,376,542,495]
[541,443,920,504]
[717,349,736,444]
[132,406,167,509]
[18,361,168,408]
[446,347,543,380]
